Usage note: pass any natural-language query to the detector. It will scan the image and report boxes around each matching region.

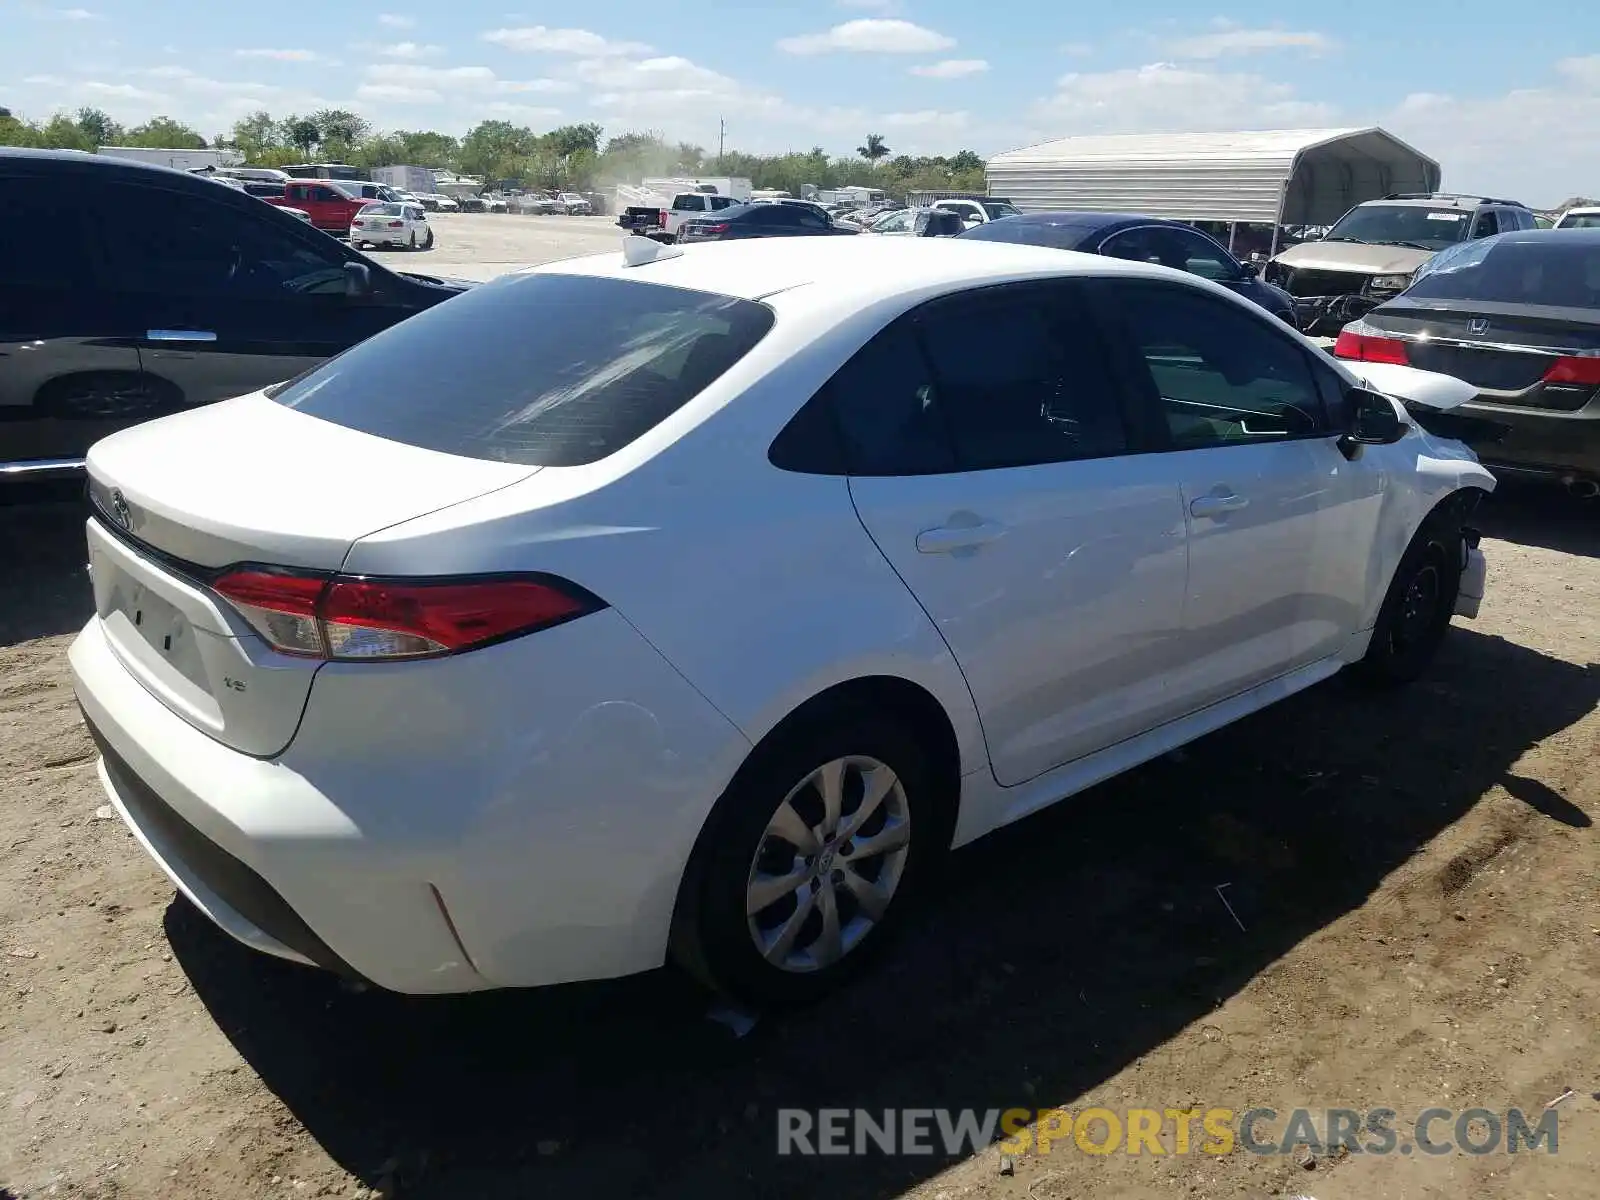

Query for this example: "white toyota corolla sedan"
[70,234,1494,1006]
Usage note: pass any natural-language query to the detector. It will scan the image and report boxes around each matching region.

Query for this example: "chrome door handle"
[915,521,1007,554]
[147,329,217,343]
[1190,493,1250,518]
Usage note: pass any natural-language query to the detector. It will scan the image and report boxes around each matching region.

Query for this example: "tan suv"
[1265,193,1537,334]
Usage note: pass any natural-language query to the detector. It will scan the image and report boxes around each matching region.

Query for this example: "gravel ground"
[356,211,626,280]
[0,220,1595,1198]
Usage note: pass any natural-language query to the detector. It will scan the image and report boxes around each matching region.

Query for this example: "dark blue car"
[960,212,1299,327]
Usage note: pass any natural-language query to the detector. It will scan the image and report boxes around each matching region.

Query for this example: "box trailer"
[97,146,242,172]
[372,165,438,195]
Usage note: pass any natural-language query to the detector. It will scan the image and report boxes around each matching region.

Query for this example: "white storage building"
[984,127,1441,230]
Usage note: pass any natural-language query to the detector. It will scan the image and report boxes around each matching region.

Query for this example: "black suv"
[0,149,474,481]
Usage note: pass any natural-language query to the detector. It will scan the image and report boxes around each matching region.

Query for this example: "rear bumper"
[69,609,750,993]
[1456,398,1600,480]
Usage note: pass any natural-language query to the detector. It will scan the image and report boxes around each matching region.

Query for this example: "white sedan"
[350,201,434,250]
[70,236,1493,1006]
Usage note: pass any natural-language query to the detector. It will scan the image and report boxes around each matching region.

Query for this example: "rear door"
[1094,278,1378,708]
[0,173,148,467]
[86,179,425,408]
[841,280,1190,787]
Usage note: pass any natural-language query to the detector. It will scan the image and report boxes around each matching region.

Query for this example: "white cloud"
[81,81,168,102]
[22,73,69,85]
[374,41,444,60]
[1163,27,1337,59]
[234,48,337,63]
[482,26,652,56]
[777,19,956,56]
[482,102,562,120]
[882,109,970,129]
[378,13,415,28]
[1387,63,1600,208]
[357,83,440,103]
[28,5,98,19]
[362,62,573,95]
[1032,62,1336,133]
[909,59,989,79]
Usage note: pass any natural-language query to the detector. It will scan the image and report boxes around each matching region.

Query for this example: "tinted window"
[310,186,343,202]
[1101,227,1239,281]
[1110,282,1325,446]
[916,285,1128,470]
[1471,210,1501,239]
[0,176,95,288]
[709,196,737,210]
[1404,237,1600,307]
[793,206,827,229]
[750,206,799,226]
[673,195,706,211]
[92,183,352,296]
[825,322,955,475]
[1556,211,1600,229]
[271,274,775,467]
[362,203,404,216]
[873,211,912,233]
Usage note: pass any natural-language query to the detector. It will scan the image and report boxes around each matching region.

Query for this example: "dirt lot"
[2,476,1596,1200]
[356,211,624,280]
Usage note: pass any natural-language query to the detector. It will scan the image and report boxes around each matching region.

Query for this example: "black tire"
[671,710,936,1008]
[407,231,416,250]
[1355,520,1463,686]
[423,229,434,249]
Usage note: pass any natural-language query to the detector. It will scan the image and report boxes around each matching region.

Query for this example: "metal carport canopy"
[984,127,1442,226]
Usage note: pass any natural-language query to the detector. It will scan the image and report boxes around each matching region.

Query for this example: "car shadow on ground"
[1476,480,1599,558]
[0,495,92,645]
[166,624,1599,1200]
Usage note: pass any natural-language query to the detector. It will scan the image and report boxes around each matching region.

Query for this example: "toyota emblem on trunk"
[1468,318,1490,335]
[109,488,133,531]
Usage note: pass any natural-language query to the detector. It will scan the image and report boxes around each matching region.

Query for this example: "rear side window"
[825,322,955,475]
[271,273,776,466]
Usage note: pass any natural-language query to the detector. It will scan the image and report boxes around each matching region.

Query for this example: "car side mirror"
[1340,386,1406,455]
[1239,261,1260,278]
[343,261,373,298]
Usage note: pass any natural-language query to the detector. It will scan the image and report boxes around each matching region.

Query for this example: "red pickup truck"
[261,180,368,236]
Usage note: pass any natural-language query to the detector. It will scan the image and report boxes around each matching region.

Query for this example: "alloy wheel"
[744,756,911,973]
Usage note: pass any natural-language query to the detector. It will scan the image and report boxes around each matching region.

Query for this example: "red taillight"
[700,223,729,236]
[1333,330,1411,364]
[1542,355,1600,386]
[211,570,601,661]
[387,220,404,228]
[659,209,668,226]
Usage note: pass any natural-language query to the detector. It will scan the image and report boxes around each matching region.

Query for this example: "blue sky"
[5,0,1599,206]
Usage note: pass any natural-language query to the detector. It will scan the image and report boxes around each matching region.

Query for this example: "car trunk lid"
[1372,301,1600,401]
[85,392,537,756]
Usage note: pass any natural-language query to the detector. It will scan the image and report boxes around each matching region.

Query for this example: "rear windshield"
[270,273,776,466]
[1556,212,1600,229]
[360,203,405,215]
[1406,237,1600,307]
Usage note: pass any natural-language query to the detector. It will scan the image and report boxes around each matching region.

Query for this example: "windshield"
[271,273,776,467]
[981,200,1022,219]
[1324,204,1471,250]
[1557,212,1600,229]
[1405,236,1600,307]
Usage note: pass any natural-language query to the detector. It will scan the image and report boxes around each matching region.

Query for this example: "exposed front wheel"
[672,715,930,1007]
[1355,523,1463,686]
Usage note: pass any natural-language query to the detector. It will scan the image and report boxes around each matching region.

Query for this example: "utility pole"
[718,116,725,165]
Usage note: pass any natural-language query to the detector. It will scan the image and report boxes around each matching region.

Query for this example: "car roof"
[1560,206,1600,215]
[530,233,1203,302]
[1479,227,1600,245]
[1360,195,1504,209]
[981,211,1165,233]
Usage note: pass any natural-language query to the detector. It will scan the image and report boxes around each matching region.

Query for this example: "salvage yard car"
[1333,228,1600,496]
[70,235,1493,1007]
[0,149,473,480]
[961,212,1299,326]
[350,201,435,251]
[1265,193,1538,334]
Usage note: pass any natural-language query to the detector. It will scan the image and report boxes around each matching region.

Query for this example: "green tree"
[38,112,94,150]
[0,110,40,147]
[948,149,983,173]
[75,106,122,146]
[222,110,282,160]
[394,129,460,168]
[857,133,890,162]
[543,122,602,158]
[123,116,206,148]
[284,117,320,156]
[459,119,538,178]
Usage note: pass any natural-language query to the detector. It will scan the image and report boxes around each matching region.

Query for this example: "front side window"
[1107,281,1326,447]
[271,273,775,466]
[980,200,1022,219]
[1471,210,1501,239]
[873,211,911,233]
[92,183,353,296]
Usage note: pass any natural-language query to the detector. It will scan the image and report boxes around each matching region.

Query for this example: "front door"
[1093,278,1376,713]
[86,180,412,409]
[837,280,1189,787]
